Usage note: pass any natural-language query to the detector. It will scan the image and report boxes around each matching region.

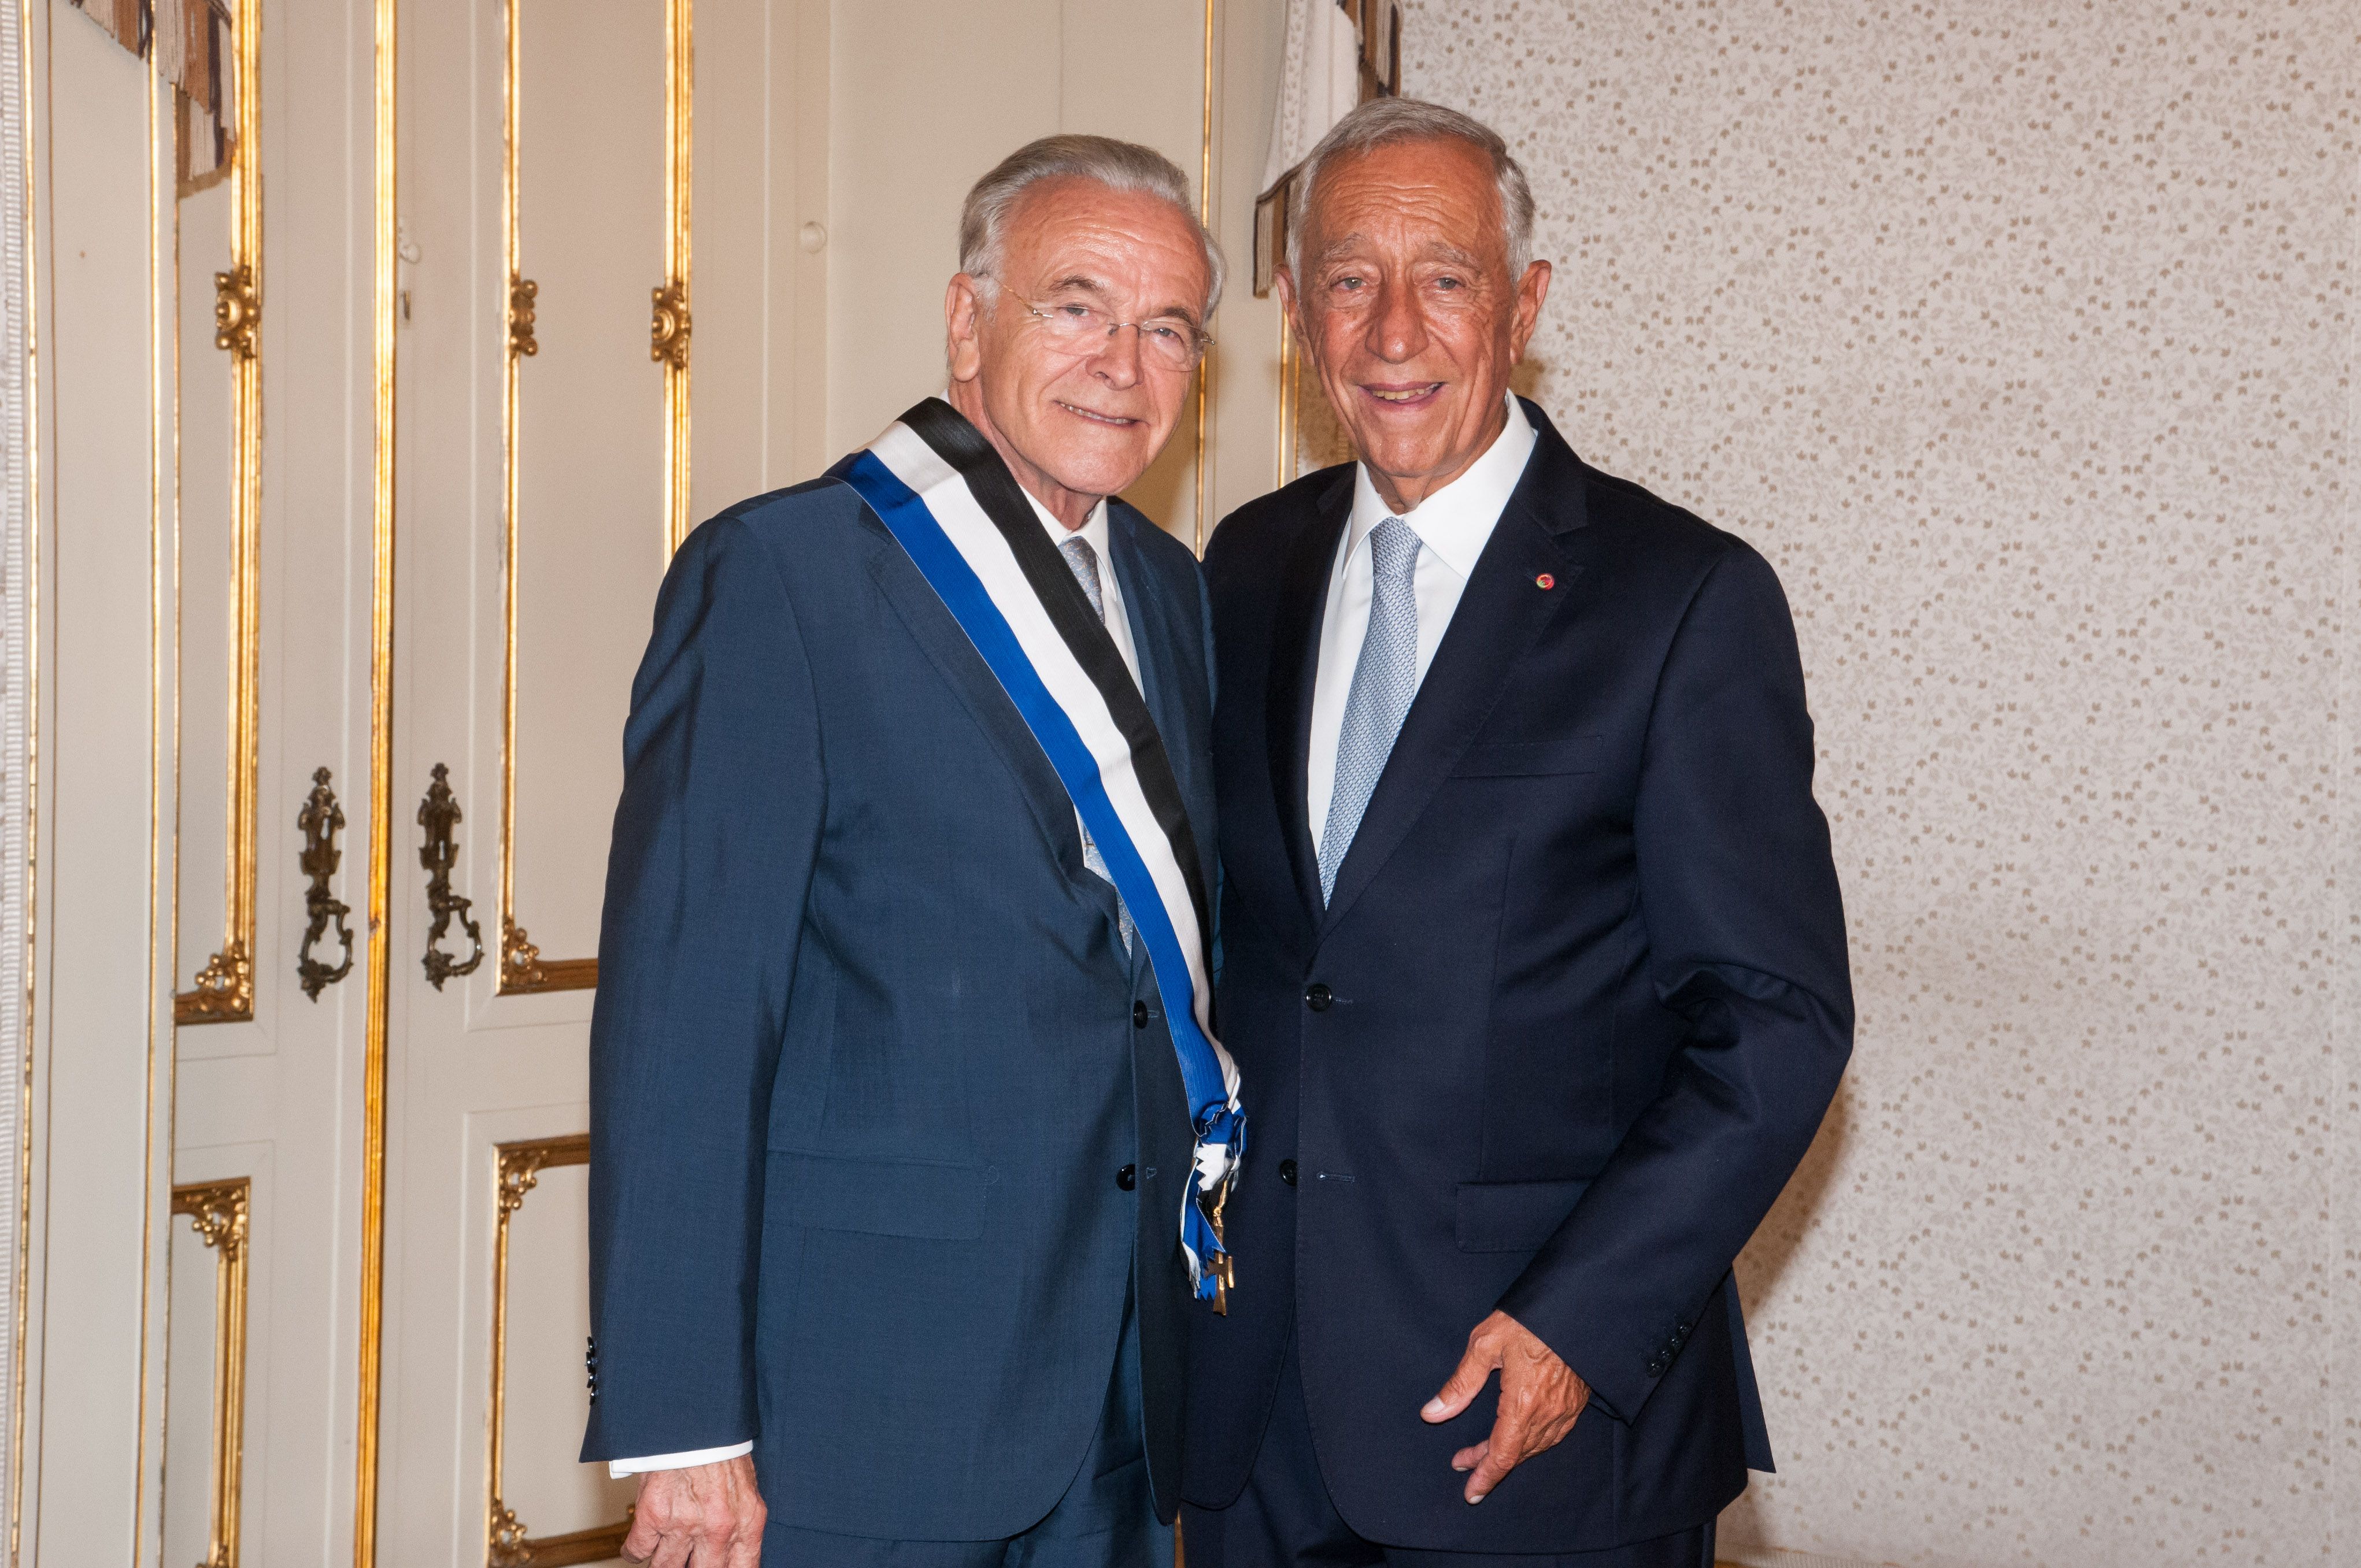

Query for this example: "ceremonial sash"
[841,399,1245,1305]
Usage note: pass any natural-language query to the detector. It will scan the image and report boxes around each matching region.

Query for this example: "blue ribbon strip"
[843,447,1242,1298]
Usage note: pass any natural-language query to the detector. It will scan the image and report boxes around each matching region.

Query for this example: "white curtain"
[1260,0,1364,200]
[0,0,33,1534]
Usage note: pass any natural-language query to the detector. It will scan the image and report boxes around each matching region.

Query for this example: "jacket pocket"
[1452,736,1602,777]
[1455,1177,1590,1253]
[772,1150,988,1241]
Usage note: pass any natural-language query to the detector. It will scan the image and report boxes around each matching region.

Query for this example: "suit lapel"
[1107,510,1213,885]
[1319,414,1589,935]
[1267,474,1354,928]
[1108,515,1180,770]
[849,491,1082,876]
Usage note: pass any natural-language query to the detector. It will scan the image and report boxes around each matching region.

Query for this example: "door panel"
[159,3,351,1568]
[24,0,1283,1561]
[489,1135,638,1559]
[174,164,238,1019]
[505,0,669,984]
[157,0,369,1560]
[378,0,798,1560]
[173,0,264,1030]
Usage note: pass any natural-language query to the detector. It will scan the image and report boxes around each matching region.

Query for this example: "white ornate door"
[365,0,817,1562]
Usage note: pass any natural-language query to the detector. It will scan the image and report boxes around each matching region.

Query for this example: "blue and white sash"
[841,399,1245,1305]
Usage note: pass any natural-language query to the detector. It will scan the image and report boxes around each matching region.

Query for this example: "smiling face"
[944,177,1212,529]
[1281,136,1552,514]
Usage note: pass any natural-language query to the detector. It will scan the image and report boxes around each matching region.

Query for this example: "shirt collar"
[1347,391,1538,580]
[1022,487,1113,567]
[937,389,1116,568]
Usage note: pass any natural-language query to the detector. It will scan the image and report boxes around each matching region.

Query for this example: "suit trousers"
[1183,1335,1715,1568]
[760,1286,1170,1567]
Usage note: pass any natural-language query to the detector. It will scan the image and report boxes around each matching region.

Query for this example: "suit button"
[1133,1002,1149,1029]
[1117,1164,1138,1191]
[1305,983,1333,1011]
[1279,1159,1298,1187]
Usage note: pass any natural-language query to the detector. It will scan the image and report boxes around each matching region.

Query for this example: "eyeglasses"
[1012,295,1213,370]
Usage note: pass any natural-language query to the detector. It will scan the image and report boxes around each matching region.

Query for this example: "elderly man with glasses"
[581,135,1234,1568]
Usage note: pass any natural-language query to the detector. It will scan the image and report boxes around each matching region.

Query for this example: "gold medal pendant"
[1207,1177,1237,1315]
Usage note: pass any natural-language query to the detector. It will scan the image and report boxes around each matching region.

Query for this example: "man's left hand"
[1422,1309,1591,1504]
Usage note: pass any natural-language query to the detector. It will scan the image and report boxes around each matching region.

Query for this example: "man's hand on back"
[622,1455,766,1568]
[1422,1309,1592,1504]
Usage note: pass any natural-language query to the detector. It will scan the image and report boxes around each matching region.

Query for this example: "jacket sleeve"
[1493,540,1853,1428]
[580,511,824,1462]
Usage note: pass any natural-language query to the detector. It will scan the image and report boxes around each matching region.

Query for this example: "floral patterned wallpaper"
[1396,3,2358,1563]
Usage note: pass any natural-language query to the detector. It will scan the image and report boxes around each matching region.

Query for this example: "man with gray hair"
[580,134,1233,1568]
[1183,98,1851,1566]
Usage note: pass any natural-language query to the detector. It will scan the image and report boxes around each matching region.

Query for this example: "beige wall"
[1401,3,2359,1563]
[820,0,1293,545]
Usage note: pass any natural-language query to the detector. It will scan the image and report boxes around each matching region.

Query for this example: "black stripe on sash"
[898,398,1213,959]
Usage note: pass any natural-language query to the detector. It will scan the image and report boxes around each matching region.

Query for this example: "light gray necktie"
[1319,517,1420,906]
[1057,533,1135,952]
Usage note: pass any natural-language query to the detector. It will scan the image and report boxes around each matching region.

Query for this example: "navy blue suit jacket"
[1182,401,1852,1552]
[580,461,1216,1541]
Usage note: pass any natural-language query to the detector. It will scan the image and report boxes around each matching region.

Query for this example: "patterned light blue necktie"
[1058,533,1135,952]
[1319,517,1420,905]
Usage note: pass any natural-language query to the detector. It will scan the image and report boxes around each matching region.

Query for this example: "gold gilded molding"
[1193,0,1214,557]
[648,279,690,370]
[172,1177,252,1568]
[177,0,263,1027]
[486,1134,628,1568]
[505,274,538,359]
[496,0,690,992]
[136,37,168,1563]
[492,1517,632,1568]
[211,263,257,359]
[660,0,692,559]
[177,940,253,1022]
[10,0,42,1539]
[353,0,397,1556]
[1275,315,1296,486]
[496,0,547,994]
[498,916,595,995]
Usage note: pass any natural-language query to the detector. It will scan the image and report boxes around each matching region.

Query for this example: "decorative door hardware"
[649,279,691,368]
[180,941,255,1025]
[295,768,354,1000]
[213,263,260,358]
[506,274,538,358]
[419,763,484,989]
[499,915,598,996]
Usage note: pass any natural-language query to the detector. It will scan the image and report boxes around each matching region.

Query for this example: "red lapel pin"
[1535,573,1555,590]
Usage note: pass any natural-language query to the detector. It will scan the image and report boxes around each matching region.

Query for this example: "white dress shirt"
[1307,391,1538,849]
[609,491,1135,1480]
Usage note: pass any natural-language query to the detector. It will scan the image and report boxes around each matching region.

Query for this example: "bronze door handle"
[295,767,354,999]
[419,763,484,989]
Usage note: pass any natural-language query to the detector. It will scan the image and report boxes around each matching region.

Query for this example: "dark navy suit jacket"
[580,462,1216,1541]
[1182,400,1852,1552]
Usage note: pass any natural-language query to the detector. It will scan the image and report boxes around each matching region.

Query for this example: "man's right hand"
[621,1455,767,1568]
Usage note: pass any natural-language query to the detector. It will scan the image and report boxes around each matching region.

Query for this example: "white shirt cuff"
[608,1440,753,1478]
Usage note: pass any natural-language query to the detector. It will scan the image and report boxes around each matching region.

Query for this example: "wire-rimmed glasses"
[1012,295,1213,370]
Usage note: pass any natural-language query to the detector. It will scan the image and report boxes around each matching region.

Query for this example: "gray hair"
[959,135,1227,319]
[1287,98,1536,281]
